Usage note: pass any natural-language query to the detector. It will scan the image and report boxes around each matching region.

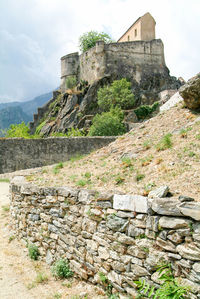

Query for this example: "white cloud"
[0,0,199,102]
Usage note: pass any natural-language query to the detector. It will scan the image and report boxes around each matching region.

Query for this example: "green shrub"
[66,127,85,137]
[97,78,135,111]
[5,122,31,138]
[51,259,73,279]
[134,102,159,120]
[28,243,39,260]
[66,76,77,89]
[79,31,113,52]
[88,106,126,136]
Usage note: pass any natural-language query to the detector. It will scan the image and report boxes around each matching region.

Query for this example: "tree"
[88,106,126,136]
[79,31,113,53]
[5,122,31,138]
[97,78,135,111]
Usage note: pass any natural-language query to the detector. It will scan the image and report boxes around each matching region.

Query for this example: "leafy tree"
[88,106,126,136]
[5,122,31,138]
[79,31,113,52]
[97,78,135,111]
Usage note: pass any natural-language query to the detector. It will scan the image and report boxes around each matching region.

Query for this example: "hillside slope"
[25,100,200,201]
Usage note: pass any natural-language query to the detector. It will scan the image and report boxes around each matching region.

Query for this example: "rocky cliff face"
[30,73,182,137]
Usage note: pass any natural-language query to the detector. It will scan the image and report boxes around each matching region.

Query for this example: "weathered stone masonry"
[0,137,116,174]
[10,180,200,298]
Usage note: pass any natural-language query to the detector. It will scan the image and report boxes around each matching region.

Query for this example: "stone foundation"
[10,179,200,298]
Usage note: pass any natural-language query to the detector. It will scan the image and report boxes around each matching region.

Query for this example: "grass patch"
[115,175,125,185]
[121,157,133,168]
[70,154,84,162]
[0,178,10,183]
[179,127,192,138]
[84,172,92,179]
[34,272,48,284]
[2,205,10,212]
[76,179,87,187]
[8,235,15,243]
[156,133,173,151]
[135,173,145,182]
[53,162,64,174]
[143,140,151,150]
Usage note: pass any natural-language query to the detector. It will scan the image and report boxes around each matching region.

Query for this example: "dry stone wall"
[10,179,200,298]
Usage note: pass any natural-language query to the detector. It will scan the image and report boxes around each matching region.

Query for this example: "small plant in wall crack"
[98,272,119,298]
[135,263,189,298]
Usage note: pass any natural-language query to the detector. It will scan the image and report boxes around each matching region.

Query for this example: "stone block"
[78,189,96,204]
[70,260,88,280]
[131,264,150,277]
[112,261,126,272]
[179,202,200,221]
[21,184,40,195]
[86,239,98,252]
[149,198,182,216]
[106,215,128,232]
[177,244,200,261]
[156,238,176,252]
[159,216,190,229]
[107,270,123,286]
[116,233,135,245]
[113,194,148,213]
[98,246,110,260]
[127,246,146,259]
[148,185,169,198]
[82,217,97,233]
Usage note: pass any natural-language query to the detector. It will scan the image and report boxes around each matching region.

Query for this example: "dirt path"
[0,182,105,299]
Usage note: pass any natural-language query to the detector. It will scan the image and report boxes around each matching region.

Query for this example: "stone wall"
[61,39,167,87]
[79,41,106,84]
[105,40,166,87]
[0,137,116,174]
[10,180,200,298]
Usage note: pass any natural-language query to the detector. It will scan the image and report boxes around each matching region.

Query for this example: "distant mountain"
[0,90,54,135]
[0,106,31,132]
[0,91,53,116]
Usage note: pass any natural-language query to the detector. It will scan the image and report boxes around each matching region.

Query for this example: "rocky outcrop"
[179,73,200,109]
[30,72,182,137]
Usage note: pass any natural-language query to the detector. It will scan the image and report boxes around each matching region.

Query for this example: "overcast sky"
[0,0,199,103]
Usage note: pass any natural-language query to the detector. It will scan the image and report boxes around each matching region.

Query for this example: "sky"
[0,0,200,103]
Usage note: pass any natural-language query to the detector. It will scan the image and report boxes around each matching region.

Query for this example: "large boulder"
[179,73,200,109]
